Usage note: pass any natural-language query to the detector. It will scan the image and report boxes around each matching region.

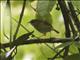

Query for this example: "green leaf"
[72,1,80,9]
[64,54,80,60]
[36,0,56,23]
[74,42,80,48]
[69,43,79,54]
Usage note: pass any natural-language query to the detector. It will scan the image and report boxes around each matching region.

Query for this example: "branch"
[58,0,71,58]
[13,0,26,40]
[68,2,80,32]
[1,37,80,49]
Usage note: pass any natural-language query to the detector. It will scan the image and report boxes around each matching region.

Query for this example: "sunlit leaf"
[53,42,71,50]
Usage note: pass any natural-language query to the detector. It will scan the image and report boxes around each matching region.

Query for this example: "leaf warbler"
[30,19,59,35]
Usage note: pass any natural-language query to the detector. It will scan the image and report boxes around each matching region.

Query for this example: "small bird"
[30,19,59,35]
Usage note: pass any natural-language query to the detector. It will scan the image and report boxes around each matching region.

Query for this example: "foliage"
[0,0,80,60]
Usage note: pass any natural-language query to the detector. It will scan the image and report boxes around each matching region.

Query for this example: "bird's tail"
[52,28,59,33]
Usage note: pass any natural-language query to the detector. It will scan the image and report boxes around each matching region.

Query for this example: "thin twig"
[45,43,63,58]
[13,0,26,41]
[50,47,66,60]
[6,0,13,50]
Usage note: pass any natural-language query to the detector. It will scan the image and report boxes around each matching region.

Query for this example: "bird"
[29,19,59,35]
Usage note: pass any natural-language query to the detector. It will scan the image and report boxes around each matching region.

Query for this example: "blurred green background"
[1,0,80,60]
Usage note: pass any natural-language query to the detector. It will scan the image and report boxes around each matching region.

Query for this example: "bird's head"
[30,19,41,26]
